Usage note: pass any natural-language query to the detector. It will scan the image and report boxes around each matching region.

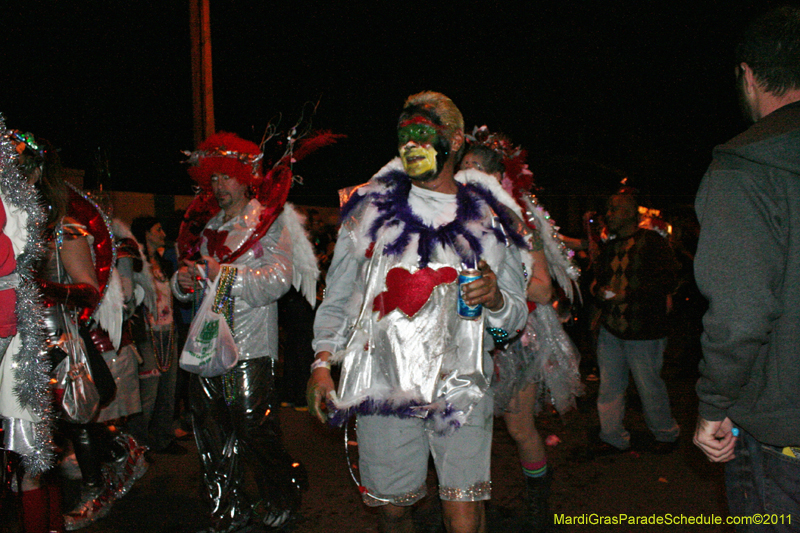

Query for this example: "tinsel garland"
[0,115,52,475]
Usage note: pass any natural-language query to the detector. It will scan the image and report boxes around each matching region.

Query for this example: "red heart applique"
[373,266,458,319]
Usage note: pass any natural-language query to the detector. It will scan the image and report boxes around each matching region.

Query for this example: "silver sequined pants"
[190,357,306,532]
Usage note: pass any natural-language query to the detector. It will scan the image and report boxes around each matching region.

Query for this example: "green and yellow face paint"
[398,116,444,178]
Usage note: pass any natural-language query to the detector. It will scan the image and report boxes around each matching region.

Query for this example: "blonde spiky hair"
[402,91,464,140]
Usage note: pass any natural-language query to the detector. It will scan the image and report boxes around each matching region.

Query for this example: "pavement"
[4,317,736,533]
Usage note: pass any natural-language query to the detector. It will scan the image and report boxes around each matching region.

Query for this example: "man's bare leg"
[441,500,485,533]
[379,503,414,533]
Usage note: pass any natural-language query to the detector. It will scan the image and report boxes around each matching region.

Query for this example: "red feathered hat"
[186,132,263,188]
[177,129,345,261]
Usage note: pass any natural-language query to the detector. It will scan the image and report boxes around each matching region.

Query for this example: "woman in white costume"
[460,127,583,531]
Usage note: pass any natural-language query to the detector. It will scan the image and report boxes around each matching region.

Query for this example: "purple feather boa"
[326,397,463,432]
[340,170,528,267]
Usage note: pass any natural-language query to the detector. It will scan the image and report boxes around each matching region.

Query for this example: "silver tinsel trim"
[439,481,492,502]
[362,484,426,507]
[0,115,52,474]
[182,147,263,168]
[523,193,581,302]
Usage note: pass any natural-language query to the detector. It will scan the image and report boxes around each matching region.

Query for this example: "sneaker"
[263,508,294,530]
[64,484,114,531]
[588,440,629,459]
[107,433,149,500]
[254,500,298,531]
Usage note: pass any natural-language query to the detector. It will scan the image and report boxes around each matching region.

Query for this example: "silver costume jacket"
[173,199,294,361]
[313,160,530,432]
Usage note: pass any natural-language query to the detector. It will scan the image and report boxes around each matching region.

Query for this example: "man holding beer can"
[308,92,531,533]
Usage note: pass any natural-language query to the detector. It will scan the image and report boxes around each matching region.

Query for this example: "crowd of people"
[0,6,798,533]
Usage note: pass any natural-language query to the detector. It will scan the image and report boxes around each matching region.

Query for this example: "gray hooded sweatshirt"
[695,100,800,446]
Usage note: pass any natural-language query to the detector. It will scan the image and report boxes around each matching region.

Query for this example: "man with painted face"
[308,92,530,533]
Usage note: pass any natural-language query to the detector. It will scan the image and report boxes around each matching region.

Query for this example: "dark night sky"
[1,1,783,220]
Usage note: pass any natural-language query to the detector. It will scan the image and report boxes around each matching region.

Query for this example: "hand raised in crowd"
[461,260,504,311]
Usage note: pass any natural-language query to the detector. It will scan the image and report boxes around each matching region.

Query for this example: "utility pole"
[190,0,214,147]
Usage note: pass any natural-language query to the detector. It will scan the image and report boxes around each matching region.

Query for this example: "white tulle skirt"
[492,303,584,416]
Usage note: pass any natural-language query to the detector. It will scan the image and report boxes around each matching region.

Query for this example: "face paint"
[400,144,438,177]
[398,117,446,180]
[398,120,439,146]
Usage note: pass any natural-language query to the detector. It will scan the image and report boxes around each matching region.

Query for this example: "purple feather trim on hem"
[326,397,463,432]
[341,170,528,268]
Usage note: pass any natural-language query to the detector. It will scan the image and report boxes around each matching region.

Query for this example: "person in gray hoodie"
[693,6,800,527]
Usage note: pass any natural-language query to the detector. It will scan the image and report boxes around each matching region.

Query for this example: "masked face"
[398,116,449,181]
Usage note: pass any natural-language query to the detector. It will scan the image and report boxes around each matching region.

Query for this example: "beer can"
[458,269,482,320]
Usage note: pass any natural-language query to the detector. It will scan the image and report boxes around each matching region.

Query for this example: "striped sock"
[521,459,548,479]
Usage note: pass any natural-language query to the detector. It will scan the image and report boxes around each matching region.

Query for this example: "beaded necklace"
[213,266,236,330]
[213,266,238,405]
[148,318,174,372]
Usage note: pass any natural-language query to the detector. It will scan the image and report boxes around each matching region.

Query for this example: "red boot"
[19,487,48,533]
[48,483,65,532]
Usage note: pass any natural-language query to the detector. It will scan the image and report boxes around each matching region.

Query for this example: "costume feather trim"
[520,194,581,302]
[94,270,124,350]
[331,160,530,434]
[282,203,319,307]
[456,167,534,279]
[328,395,467,436]
[340,159,532,270]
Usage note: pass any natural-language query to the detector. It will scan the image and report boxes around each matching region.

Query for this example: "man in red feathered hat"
[173,131,319,533]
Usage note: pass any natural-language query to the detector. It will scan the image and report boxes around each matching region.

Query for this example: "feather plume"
[281,203,320,307]
[521,194,581,302]
[289,130,346,163]
[94,269,124,350]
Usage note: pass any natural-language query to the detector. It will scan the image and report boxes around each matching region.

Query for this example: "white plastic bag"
[179,274,239,377]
